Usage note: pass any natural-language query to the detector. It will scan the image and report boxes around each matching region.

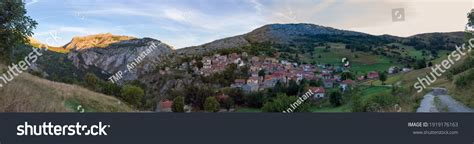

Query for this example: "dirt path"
[417,91,474,112]
[416,92,439,112]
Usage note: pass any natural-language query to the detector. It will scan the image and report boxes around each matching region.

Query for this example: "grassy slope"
[301,43,402,76]
[362,61,474,111]
[0,64,132,112]
[28,38,70,53]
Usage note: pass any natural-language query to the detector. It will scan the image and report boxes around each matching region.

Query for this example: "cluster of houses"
[230,56,322,93]
[156,52,420,112]
[199,53,246,76]
[185,52,410,95]
[158,52,416,111]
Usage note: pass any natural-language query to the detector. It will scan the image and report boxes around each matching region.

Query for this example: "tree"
[121,85,144,107]
[222,87,244,105]
[0,0,37,63]
[427,61,433,67]
[258,69,266,79]
[309,79,323,87]
[99,81,122,96]
[172,96,185,112]
[222,98,234,111]
[184,85,214,109]
[273,80,286,94]
[329,91,343,107]
[349,87,365,112]
[195,61,203,69]
[261,93,310,112]
[287,79,299,96]
[245,91,266,108]
[204,97,220,112]
[379,71,387,85]
[468,9,474,28]
[84,73,98,89]
[340,72,354,80]
[416,59,427,69]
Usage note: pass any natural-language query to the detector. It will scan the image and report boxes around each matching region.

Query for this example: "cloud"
[25,0,39,6]
[28,0,472,48]
[162,8,193,22]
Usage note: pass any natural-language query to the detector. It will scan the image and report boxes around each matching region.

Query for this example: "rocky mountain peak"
[64,33,135,50]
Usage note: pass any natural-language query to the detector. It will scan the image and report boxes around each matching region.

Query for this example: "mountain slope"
[28,37,69,53]
[244,23,368,44]
[67,37,175,82]
[64,33,135,50]
[0,64,132,112]
[178,23,378,55]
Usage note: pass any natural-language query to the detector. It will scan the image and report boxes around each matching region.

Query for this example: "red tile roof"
[309,87,325,93]
[160,100,173,109]
[341,79,355,85]
[217,94,229,101]
[367,71,379,79]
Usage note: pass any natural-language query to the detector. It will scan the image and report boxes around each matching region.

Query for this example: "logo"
[392,8,405,22]
[76,105,85,113]
[342,57,350,67]
[394,104,402,112]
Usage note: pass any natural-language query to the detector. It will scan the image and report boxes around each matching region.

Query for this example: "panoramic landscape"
[1,0,474,113]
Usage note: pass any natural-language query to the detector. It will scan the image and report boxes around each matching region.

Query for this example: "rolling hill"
[0,63,132,112]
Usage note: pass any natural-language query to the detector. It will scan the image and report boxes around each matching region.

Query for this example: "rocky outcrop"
[67,38,174,82]
[64,33,135,50]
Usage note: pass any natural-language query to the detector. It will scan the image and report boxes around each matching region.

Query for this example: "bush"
[455,69,474,88]
[84,73,98,89]
[329,91,343,107]
[261,93,310,112]
[245,91,266,108]
[172,96,185,112]
[350,94,365,112]
[121,85,144,107]
[363,93,399,112]
[99,81,121,96]
[204,97,220,112]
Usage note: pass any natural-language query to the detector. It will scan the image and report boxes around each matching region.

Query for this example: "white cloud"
[29,0,472,48]
[25,0,39,6]
[162,8,193,22]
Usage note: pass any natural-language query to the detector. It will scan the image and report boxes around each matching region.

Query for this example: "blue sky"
[25,0,472,48]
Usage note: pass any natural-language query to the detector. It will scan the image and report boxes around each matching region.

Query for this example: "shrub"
[99,81,121,96]
[363,93,399,112]
[204,97,220,112]
[172,96,185,112]
[261,93,310,112]
[84,73,98,89]
[121,85,144,107]
[455,69,474,88]
[329,91,343,107]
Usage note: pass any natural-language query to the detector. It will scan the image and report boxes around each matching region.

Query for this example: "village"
[157,52,414,112]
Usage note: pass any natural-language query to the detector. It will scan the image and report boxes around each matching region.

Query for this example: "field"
[298,43,404,76]
[0,64,132,112]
